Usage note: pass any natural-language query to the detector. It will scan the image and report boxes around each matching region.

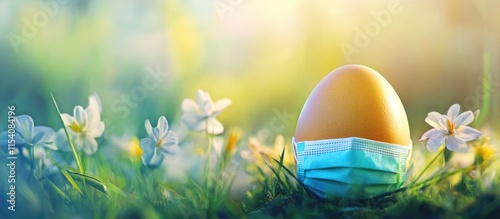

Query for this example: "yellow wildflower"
[474,137,496,173]
[129,136,143,159]
[223,129,241,163]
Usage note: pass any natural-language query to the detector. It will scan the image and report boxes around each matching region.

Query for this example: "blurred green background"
[0,0,499,142]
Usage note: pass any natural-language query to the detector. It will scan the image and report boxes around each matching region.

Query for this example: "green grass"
[3,89,499,219]
[6,135,500,219]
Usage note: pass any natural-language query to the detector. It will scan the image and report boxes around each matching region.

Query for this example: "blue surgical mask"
[293,137,412,200]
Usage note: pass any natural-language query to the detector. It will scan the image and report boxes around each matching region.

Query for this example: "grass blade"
[67,169,109,197]
[44,176,71,202]
[50,93,84,174]
[261,153,291,196]
[61,169,83,195]
[476,53,491,126]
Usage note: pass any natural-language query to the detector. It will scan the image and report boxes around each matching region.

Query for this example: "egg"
[294,64,410,146]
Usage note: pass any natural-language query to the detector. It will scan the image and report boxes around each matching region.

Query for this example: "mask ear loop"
[292,137,298,161]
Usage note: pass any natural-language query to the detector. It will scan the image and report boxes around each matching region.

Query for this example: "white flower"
[181,90,232,134]
[0,115,56,150]
[56,93,105,155]
[140,116,179,167]
[88,92,102,113]
[22,146,59,176]
[419,104,481,153]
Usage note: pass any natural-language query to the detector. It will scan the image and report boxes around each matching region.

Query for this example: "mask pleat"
[304,167,399,184]
[302,150,402,173]
[304,178,399,200]
[294,137,411,199]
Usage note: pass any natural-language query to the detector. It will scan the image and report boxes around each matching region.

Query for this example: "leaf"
[45,176,70,202]
[261,153,291,196]
[270,157,308,193]
[66,169,109,197]
[61,169,83,195]
[106,182,134,200]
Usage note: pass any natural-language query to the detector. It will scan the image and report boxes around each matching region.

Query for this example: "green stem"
[411,148,444,185]
[29,144,34,172]
[51,93,84,174]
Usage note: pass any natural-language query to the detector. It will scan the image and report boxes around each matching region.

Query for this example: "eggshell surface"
[294,65,410,146]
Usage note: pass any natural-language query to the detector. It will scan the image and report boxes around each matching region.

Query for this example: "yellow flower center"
[446,119,455,135]
[70,122,82,133]
[157,139,163,147]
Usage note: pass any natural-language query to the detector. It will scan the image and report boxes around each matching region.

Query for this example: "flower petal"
[206,117,224,135]
[419,129,443,141]
[447,104,460,123]
[82,135,98,155]
[182,99,200,114]
[31,131,45,148]
[88,121,105,138]
[153,127,162,141]
[15,115,34,143]
[446,136,468,153]
[455,111,474,127]
[88,92,102,113]
[426,134,447,152]
[157,116,169,139]
[86,107,101,127]
[73,106,88,128]
[140,137,154,152]
[54,128,72,152]
[143,148,165,167]
[425,112,447,131]
[162,144,180,154]
[455,126,481,142]
[145,119,156,141]
[473,110,480,120]
[196,90,213,115]
[61,113,76,128]
[212,98,232,116]
[141,148,154,166]
[33,146,47,160]
[33,126,56,149]
[162,133,179,147]
[159,131,178,149]
[181,113,206,132]
[71,134,85,150]
[21,147,29,159]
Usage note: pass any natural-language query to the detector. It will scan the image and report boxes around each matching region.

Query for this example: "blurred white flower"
[419,104,481,153]
[22,146,59,176]
[111,134,143,159]
[0,115,56,150]
[181,89,232,135]
[56,93,105,155]
[240,135,293,165]
[88,92,102,113]
[140,116,179,167]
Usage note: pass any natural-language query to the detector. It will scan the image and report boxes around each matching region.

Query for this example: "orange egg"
[294,64,411,146]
